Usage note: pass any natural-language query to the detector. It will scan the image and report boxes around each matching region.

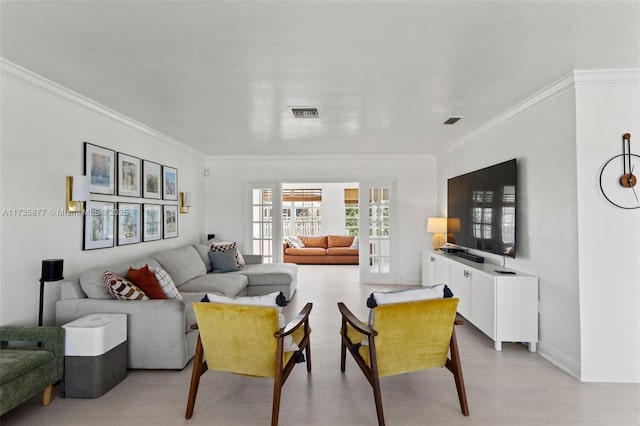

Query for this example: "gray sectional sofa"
[55,244,298,370]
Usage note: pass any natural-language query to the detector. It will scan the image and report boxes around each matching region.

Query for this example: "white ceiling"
[1,1,639,156]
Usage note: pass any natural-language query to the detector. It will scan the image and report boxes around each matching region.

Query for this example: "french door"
[359,181,398,284]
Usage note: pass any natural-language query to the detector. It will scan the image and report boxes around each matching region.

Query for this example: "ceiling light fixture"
[443,117,462,125]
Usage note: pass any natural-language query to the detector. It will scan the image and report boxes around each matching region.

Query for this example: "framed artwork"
[163,205,178,239]
[117,202,141,246]
[143,204,162,242]
[162,165,178,201]
[117,153,141,197]
[142,160,162,199]
[83,201,115,250]
[84,142,115,195]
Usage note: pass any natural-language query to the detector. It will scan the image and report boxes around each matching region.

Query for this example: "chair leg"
[340,321,347,373]
[271,374,283,426]
[446,327,469,416]
[42,385,52,406]
[371,370,385,426]
[185,336,208,419]
[305,330,312,373]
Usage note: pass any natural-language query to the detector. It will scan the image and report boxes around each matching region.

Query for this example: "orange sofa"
[283,235,359,265]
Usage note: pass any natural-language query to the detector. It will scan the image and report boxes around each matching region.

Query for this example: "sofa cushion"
[208,249,239,273]
[152,246,207,287]
[192,244,213,272]
[151,267,184,301]
[231,263,298,287]
[126,265,166,299]
[284,247,327,256]
[326,247,359,256]
[79,257,161,299]
[299,236,327,248]
[178,273,248,297]
[0,349,54,385]
[327,235,355,248]
[104,272,149,300]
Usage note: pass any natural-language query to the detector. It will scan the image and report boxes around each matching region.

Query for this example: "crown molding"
[439,72,575,158]
[206,153,433,162]
[0,58,205,158]
[440,68,640,158]
[573,69,640,88]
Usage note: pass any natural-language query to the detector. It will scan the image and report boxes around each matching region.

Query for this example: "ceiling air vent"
[443,116,462,125]
[291,108,320,118]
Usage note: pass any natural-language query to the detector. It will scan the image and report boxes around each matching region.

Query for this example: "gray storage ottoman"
[61,313,127,398]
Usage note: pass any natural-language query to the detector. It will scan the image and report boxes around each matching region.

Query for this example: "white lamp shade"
[427,217,447,234]
[72,176,90,201]
[183,192,193,207]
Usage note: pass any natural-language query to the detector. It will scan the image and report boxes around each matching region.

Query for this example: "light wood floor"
[3,265,639,426]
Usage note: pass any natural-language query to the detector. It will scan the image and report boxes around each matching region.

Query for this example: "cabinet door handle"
[430,256,435,262]
[464,270,471,278]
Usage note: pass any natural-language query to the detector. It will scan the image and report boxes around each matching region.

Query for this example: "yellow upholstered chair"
[185,302,312,426]
[338,298,469,426]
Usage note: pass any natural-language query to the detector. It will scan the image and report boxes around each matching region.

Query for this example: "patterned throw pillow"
[150,267,184,301]
[104,271,148,300]
[210,241,245,269]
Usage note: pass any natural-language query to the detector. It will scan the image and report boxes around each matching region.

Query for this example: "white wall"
[437,70,640,383]
[205,155,437,284]
[574,70,640,382]
[437,74,582,378]
[0,61,206,326]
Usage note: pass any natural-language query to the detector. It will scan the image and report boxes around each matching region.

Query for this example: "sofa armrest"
[56,298,189,369]
[243,254,263,265]
[0,326,65,377]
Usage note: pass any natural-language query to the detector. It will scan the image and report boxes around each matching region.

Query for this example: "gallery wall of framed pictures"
[83,142,180,250]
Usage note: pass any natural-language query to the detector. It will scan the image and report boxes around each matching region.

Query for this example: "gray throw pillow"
[208,249,239,273]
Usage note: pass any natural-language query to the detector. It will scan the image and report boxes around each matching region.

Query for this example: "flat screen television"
[447,159,517,258]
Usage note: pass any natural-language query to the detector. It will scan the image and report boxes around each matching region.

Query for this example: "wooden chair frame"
[338,302,469,426]
[186,302,313,426]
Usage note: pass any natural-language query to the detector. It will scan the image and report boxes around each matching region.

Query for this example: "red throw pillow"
[126,265,166,299]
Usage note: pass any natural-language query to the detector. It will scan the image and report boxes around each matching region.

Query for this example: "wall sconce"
[66,175,90,213]
[180,191,192,213]
[427,217,447,250]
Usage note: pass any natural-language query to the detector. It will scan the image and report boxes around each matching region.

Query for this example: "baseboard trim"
[536,341,581,380]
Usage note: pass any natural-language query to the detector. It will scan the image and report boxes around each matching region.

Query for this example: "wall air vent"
[291,108,320,118]
[443,117,462,125]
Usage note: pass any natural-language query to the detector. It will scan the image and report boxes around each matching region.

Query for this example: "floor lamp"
[39,259,64,326]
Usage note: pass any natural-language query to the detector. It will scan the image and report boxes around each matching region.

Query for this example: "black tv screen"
[447,159,517,258]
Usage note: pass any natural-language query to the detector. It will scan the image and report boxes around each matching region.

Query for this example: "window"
[252,187,274,263]
[344,188,359,236]
[282,189,322,236]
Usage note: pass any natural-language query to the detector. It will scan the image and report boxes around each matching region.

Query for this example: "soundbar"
[456,252,485,263]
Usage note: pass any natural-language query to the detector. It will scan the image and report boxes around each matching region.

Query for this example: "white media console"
[422,249,539,352]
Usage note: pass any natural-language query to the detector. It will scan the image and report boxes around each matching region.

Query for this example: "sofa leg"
[42,385,53,406]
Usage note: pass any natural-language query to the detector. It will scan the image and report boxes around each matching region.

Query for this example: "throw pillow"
[350,235,360,249]
[104,271,148,300]
[204,292,298,352]
[364,285,453,336]
[285,236,305,248]
[208,249,239,273]
[367,284,453,308]
[210,241,245,269]
[126,265,167,299]
[150,266,184,301]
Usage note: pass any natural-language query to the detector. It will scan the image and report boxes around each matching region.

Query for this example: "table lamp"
[427,217,447,250]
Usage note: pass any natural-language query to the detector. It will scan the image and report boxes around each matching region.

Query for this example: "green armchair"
[0,326,65,415]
